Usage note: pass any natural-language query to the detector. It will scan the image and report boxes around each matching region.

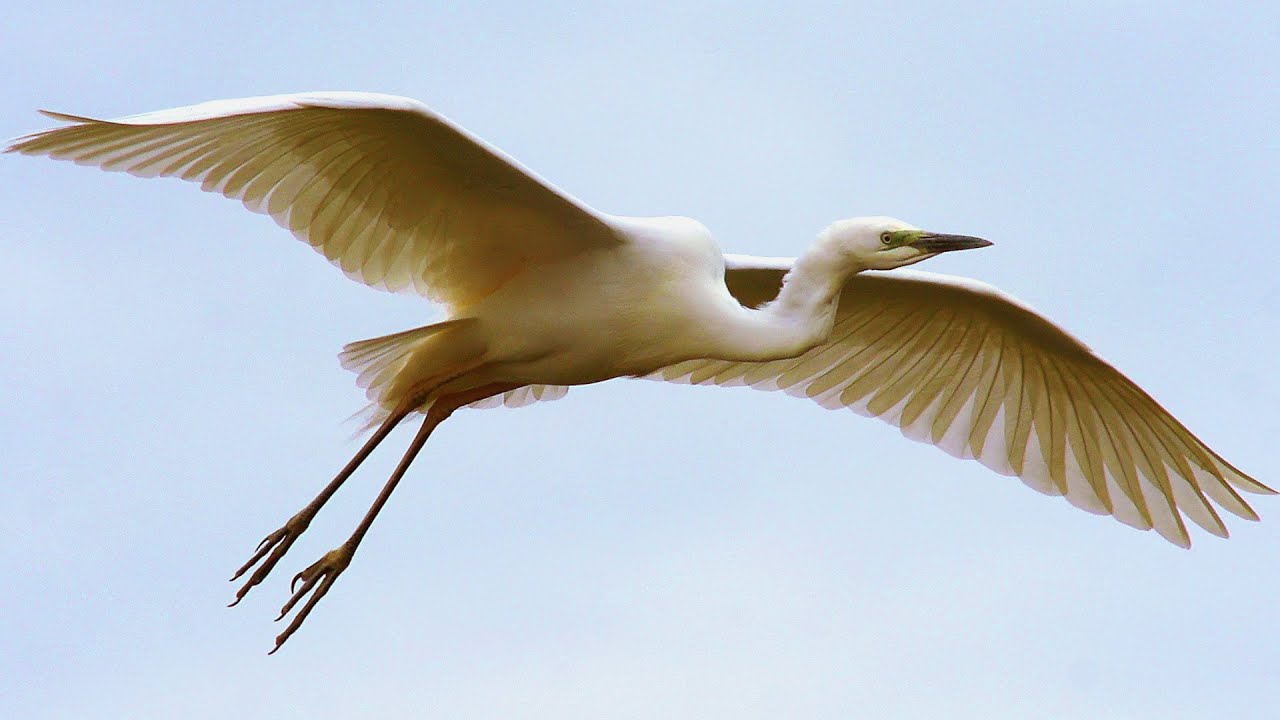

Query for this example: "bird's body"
[8,91,1271,652]
[455,215,732,386]
[380,215,835,400]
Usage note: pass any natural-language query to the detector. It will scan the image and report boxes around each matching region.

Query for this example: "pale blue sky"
[2,2,1277,718]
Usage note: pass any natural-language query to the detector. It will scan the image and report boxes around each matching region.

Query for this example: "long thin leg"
[269,383,517,653]
[228,407,411,605]
[229,361,487,605]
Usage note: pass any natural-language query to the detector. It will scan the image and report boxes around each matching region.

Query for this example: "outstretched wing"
[6,92,621,308]
[650,255,1273,547]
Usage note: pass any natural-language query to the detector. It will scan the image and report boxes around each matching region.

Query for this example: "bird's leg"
[270,383,517,653]
[230,363,486,607]
[228,407,410,606]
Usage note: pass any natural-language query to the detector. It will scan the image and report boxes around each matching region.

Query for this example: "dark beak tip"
[915,233,993,253]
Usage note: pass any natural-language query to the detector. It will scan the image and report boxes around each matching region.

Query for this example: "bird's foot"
[269,542,355,653]
[228,509,314,606]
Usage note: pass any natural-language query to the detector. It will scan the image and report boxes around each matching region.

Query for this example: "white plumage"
[9,92,1269,651]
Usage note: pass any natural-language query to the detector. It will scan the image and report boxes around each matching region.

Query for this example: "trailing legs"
[229,407,411,606]
[261,383,517,653]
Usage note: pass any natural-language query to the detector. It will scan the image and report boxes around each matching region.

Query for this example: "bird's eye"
[880,232,893,245]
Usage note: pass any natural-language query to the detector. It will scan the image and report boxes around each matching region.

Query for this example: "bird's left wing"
[649,255,1273,547]
[6,92,622,308]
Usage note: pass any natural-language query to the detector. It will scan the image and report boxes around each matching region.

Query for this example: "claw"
[289,568,307,595]
[227,511,313,607]
[269,544,354,654]
[254,532,276,553]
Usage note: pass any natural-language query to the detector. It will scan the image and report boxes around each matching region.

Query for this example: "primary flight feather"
[8,92,1269,652]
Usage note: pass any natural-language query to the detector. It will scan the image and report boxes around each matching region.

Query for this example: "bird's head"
[822,216,992,271]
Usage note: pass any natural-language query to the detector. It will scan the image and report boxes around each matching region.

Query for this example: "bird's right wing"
[650,256,1272,547]
[6,92,622,308]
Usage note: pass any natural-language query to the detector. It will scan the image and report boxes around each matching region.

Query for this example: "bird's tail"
[339,318,485,432]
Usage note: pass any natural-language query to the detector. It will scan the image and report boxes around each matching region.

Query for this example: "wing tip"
[37,109,96,123]
[4,109,99,154]
[1202,522,1231,540]
[1237,478,1278,496]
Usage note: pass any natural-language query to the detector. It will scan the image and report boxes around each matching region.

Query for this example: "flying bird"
[9,92,1271,652]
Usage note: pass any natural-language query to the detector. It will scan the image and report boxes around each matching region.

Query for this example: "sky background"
[2,2,1278,718]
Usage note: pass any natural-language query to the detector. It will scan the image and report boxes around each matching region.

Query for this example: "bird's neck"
[714,248,856,362]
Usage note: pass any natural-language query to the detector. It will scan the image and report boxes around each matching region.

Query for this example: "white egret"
[9,92,1271,652]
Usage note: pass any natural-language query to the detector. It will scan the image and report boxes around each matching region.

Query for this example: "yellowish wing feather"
[7,92,621,309]
[652,260,1272,547]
